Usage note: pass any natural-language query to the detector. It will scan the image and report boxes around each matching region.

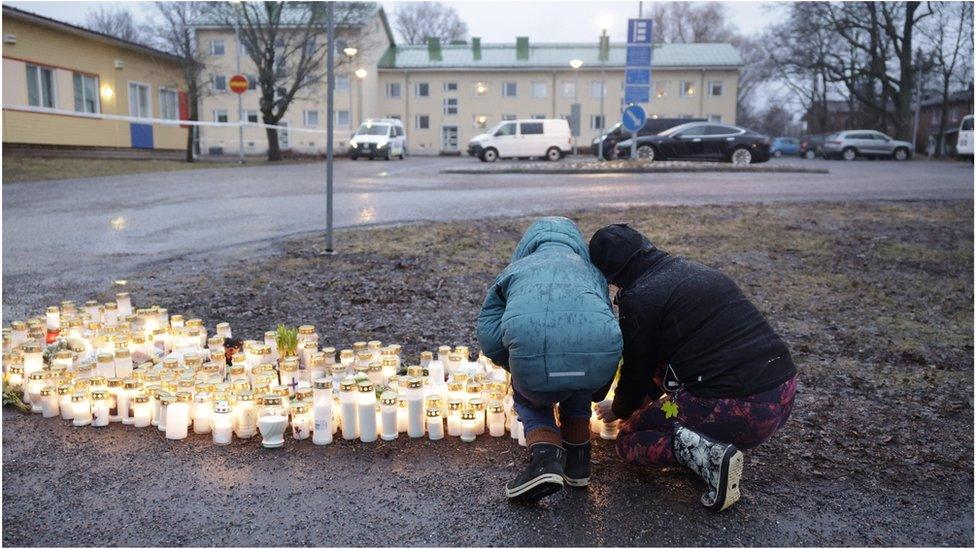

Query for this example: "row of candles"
[3,294,621,448]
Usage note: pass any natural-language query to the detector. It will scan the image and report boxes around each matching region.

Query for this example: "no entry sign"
[229,74,248,94]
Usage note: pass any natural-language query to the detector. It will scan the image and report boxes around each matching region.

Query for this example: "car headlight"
[377,139,389,148]
[349,140,358,148]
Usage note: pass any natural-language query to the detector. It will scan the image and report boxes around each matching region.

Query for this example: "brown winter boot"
[560,416,592,487]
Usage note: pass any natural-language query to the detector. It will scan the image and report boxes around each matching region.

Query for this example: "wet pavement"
[3,155,972,319]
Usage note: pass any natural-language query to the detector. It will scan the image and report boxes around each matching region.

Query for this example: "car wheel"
[731,147,753,165]
[636,145,656,161]
[892,147,909,161]
[842,147,857,161]
[773,150,783,157]
[350,155,358,161]
[482,148,498,163]
[545,147,562,161]
[804,150,816,160]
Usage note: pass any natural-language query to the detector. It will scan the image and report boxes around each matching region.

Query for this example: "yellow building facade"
[2,6,187,153]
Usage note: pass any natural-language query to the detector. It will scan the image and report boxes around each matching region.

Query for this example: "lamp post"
[569,58,583,156]
[596,16,613,161]
[343,47,358,131]
[355,68,368,126]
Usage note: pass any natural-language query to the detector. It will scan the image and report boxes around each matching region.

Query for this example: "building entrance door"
[441,125,459,152]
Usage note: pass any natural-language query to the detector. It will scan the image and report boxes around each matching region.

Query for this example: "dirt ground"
[3,200,972,546]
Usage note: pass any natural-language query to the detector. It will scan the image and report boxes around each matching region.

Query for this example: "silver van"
[822,130,913,161]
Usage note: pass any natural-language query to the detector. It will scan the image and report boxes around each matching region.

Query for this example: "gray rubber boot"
[672,423,744,511]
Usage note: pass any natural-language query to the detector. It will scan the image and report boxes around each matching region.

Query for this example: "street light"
[595,16,612,161]
[569,59,583,156]
[343,47,358,57]
[355,68,368,126]
[344,47,358,132]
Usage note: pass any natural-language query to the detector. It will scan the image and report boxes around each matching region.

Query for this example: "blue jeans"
[512,377,593,435]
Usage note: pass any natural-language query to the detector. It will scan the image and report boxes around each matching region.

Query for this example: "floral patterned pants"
[616,376,797,467]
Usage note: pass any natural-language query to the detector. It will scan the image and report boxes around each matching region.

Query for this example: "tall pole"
[573,69,579,156]
[325,2,335,253]
[235,15,244,164]
[599,30,606,161]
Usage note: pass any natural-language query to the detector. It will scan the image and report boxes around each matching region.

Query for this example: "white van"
[957,115,973,159]
[349,118,406,160]
[467,119,572,162]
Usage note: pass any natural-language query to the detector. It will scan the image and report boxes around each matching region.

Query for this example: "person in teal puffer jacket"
[477,216,622,503]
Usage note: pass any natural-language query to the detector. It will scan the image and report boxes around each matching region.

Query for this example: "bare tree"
[392,2,467,45]
[86,6,144,44]
[212,1,375,161]
[919,1,974,156]
[143,2,214,163]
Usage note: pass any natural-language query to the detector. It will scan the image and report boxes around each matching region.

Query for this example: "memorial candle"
[447,353,464,375]
[26,371,48,411]
[57,383,74,420]
[379,391,398,441]
[116,292,132,317]
[367,340,382,362]
[132,394,151,427]
[23,344,43,376]
[215,322,232,339]
[11,321,28,347]
[71,392,92,426]
[257,395,287,448]
[339,378,359,440]
[291,403,312,441]
[437,346,451,370]
[107,378,124,422]
[396,394,408,433]
[469,398,486,436]
[380,356,397,384]
[7,364,23,396]
[312,379,334,446]
[45,306,61,331]
[103,302,118,327]
[91,390,111,427]
[193,392,214,434]
[165,392,191,440]
[279,357,300,394]
[488,401,506,437]
[357,381,378,443]
[367,362,384,388]
[460,410,477,442]
[447,399,463,437]
[95,353,115,379]
[405,377,425,438]
[235,391,257,439]
[309,353,328,385]
[212,400,233,445]
[40,386,59,418]
[426,407,444,440]
[427,355,445,384]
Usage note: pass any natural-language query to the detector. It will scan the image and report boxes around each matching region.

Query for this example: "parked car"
[467,119,572,162]
[770,137,800,157]
[957,115,974,160]
[349,118,406,160]
[615,122,771,165]
[799,134,828,159]
[821,130,913,161]
[592,118,705,160]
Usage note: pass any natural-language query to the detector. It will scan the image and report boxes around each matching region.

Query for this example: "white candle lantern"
[165,391,192,440]
[357,381,378,443]
[460,410,477,442]
[469,398,486,435]
[257,395,287,449]
[600,419,620,440]
[339,349,355,372]
[419,350,432,369]
[7,364,24,396]
[488,401,506,437]
[23,344,43,376]
[447,353,464,375]
[367,362,384,388]
[212,400,233,445]
[26,371,48,411]
[427,357,445,384]
[308,353,327,385]
[291,402,312,441]
[437,345,451,369]
[45,306,61,331]
[447,399,463,437]
[116,292,132,317]
[91,389,111,427]
[396,394,408,433]
[132,393,152,427]
[95,353,114,379]
[71,392,92,426]
[338,378,359,440]
[10,321,28,347]
[193,392,214,434]
[427,407,444,441]
[215,322,232,338]
[40,386,59,418]
[312,378,334,446]
[57,383,74,420]
[102,302,118,327]
[379,391,398,441]
[263,331,278,362]
[380,356,397,385]
[279,357,300,394]
[405,377,425,438]
[107,378,124,422]
[367,340,382,362]
[235,391,257,439]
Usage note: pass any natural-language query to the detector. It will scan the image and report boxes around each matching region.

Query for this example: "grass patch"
[1,156,316,183]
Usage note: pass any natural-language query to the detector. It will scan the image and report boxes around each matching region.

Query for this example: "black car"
[615,122,771,165]
[592,118,705,160]
[799,134,828,159]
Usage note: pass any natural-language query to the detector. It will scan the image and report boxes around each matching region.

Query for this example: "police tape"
[1,104,329,134]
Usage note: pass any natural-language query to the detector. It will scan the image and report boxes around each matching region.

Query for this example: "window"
[521,122,543,135]
[303,110,320,127]
[589,81,606,98]
[443,98,458,115]
[474,82,489,96]
[494,122,516,136]
[590,115,605,130]
[213,109,229,123]
[415,114,430,129]
[336,110,350,127]
[654,80,669,98]
[705,125,738,135]
[532,114,546,119]
[211,39,225,56]
[678,114,694,119]
[532,82,548,98]
[247,74,258,90]
[473,114,489,129]
[415,82,429,97]
[335,75,349,92]
[213,75,227,92]
[303,38,316,57]
[245,111,259,123]
[708,81,724,97]
[930,110,940,124]
[680,81,696,97]
[128,82,151,118]
[502,82,517,97]
[26,65,56,108]
[560,81,576,98]
[159,89,179,120]
[386,82,401,98]
[443,82,458,92]
[387,114,402,120]
[708,114,723,123]
[72,73,98,113]
[502,114,517,121]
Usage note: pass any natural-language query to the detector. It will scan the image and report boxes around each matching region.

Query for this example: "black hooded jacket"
[589,224,796,420]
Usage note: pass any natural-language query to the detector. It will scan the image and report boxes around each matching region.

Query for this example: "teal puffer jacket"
[476,217,623,394]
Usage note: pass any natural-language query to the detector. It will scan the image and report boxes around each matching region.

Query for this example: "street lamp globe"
[569,59,583,70]
[343,47,358,57]
[354,68,368,79]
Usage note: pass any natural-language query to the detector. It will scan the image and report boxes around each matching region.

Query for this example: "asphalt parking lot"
[2,154,972,318]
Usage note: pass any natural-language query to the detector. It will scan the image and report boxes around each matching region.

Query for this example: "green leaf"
[662,399,679,419]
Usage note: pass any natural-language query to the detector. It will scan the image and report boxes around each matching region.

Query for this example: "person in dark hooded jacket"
[589,223,797,512]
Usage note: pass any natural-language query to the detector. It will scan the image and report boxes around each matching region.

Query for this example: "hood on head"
[512,217,589,261]
[588,224,658,286]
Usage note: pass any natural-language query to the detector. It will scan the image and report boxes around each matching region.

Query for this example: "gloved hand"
[595,399,617,422]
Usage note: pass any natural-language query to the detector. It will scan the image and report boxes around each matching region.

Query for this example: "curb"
[441,164,830,175]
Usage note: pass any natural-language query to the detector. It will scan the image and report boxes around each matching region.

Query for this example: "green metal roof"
[378,42,742,70]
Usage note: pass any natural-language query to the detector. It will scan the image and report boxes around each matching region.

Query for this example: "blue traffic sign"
[626,45,652,65]
[624,86,650,104]
[622,104,647,132]
[627,19,654,43]
[625,68,651,85]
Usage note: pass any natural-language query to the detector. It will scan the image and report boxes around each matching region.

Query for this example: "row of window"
[385,79,725,99]
[24,63,180,119]
[213,108,351,128]
[408,113,723,131]
[211,73,353,93]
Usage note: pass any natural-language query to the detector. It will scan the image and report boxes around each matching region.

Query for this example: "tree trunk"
[893,2,920,141]
[266,126,282,161]
[185,94,198,163]
[935,84,950,157]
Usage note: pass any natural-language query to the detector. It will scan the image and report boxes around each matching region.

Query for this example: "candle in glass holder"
[106,378,124,422]
[396,394,408,433]
[57,383,74,420]
[405,377,425,438]
[447,353,464,375]
[600,419,620,440]
[291,402,312,441]
[212,400,233,445]
[71,392,92,426]
[114,348,133,379]
[427,407,444,440]
[235,391,257,439]
[164,391,191,439]
[308,353,327,385]
[469,398,486,435]
[379,356,396,385]
[116,292,132,317]
[427,356,445,384]
[447,381,464,403]
[10,321,28,347]
[297,324,318,345]
[460,410,477,442]
[446,399,463,437]
[312,378,334,446]
[26,371,48,411]
[379,391,398,441]
[40,386,59,418]
[95,353,115,379]
[367,340,382,362]
[91,390,111,427]
[339,378,359,440]
[215,322,232,338]
[357,381,377,443]
[132,393,151,427]
[151,389,167,428]
[22,343,43,377]
[488,401,506,437]
[7,364,24,396]
[257,395,287,448]
[45,306,61,331]
[367,362,384,388]
[437,345,451,368]
[279,357,300,394]
[193,391,214,434]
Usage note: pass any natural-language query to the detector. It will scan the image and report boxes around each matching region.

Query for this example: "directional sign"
[628,19,654,43]
[626,45,652,66]
[622,104,647,132]
[626,68,651,85]
[229,74,249,94]
[624,86,650,105]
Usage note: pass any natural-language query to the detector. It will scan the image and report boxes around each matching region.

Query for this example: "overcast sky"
[6,0,781,42]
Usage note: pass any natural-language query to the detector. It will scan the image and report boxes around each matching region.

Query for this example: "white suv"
[349,118,406,160]
[467,119,572,162]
